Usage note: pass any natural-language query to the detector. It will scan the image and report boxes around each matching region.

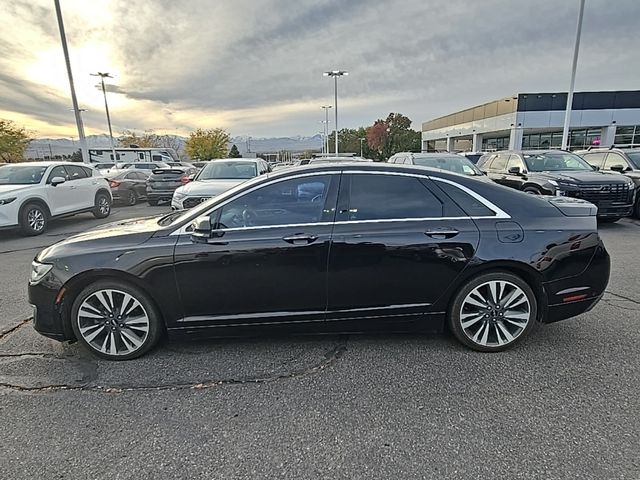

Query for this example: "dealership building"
[421,90,640,152]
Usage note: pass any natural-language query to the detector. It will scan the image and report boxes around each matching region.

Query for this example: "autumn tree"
[228,144,242,158]
[365,113,421,161]
[185,128,230,160]
[326,127,373,158]
[119,130,156,148]
[0,119,30,163]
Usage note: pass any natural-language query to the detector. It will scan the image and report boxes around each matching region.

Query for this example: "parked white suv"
[0,162,112,236]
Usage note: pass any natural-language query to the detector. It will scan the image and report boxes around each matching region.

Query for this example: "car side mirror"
[190,216,212,242]
[592,165,600,171]
[50,176,66,186]
[508,166,521,175]
[610,164,626,173]
[188,174,195,181]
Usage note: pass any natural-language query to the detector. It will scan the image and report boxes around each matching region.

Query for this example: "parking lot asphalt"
[1,206,639,479]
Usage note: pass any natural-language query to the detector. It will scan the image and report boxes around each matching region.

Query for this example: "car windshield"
[0,164,47,185]
[412,155,484,175]
[523,152,593,172]
[625,151,640,169]
[196,161,257,180]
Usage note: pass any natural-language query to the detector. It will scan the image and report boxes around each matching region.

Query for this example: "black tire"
[448,271,538,352]
[126,189,138,206]
[93,192,112,219]
[147,199,159,206]
[599,217,621,224]
[634,197,640,219]
[523,186,542,195]
[70,280,163,360]
[19,202,48,236]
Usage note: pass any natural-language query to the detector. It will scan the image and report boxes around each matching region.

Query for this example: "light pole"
[561,0,585,150]
[321,105,332,154]
[91,72,117,162]
[54,0,89,163]
[359,138,366,157]
[323,71,348,155]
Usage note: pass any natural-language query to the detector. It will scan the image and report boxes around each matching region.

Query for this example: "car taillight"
[180,176,190,184]
[109,180,120,188]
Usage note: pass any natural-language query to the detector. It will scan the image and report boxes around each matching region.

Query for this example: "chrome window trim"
[170,169,510,235]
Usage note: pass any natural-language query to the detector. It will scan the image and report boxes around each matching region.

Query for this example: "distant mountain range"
[25,134,324,159]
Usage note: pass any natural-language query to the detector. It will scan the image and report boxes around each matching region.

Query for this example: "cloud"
[0,0,639,137]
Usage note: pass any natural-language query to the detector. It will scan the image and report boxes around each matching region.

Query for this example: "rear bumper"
[542,243,610,323]
[147,190,178,200]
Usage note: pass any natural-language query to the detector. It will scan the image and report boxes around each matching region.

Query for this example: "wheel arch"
[60,269,167,335]
[95,188,112,201]
[18,196,51,218]
[522,182,548,194]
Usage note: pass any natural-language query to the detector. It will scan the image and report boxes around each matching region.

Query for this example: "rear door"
[64,164,94,209]
[326,172,480,326]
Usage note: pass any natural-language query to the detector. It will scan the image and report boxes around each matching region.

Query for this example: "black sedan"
[105,169,149,205]
[29,163,610,360]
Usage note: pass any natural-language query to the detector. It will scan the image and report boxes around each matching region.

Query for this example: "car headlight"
[30,261,53,285]
[0,197,17,205]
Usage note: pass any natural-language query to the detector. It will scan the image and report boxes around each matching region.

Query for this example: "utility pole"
[54,0,89,163]
[561,0,585,150]
[323,71,348,155]
[360,138,366,157]
[92,72,117,162]
[321,105,332,154]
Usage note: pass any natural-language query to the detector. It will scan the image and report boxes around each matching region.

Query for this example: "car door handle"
[282,234,318,245]
[424,227,459,239]
[69,185,77,190]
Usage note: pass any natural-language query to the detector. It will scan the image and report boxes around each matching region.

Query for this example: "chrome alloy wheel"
[27,208,45,232]
[98,196,110,215]
[77,289,150,356]
[459,280,531,348]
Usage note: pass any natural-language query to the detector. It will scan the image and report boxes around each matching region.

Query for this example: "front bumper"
[28,281,73,341]
[595,203,633,218]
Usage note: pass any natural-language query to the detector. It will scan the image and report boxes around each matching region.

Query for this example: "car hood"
[532,170,630,184]
[36,215,166,262]
[0,184,34,196]
[177,179,246,196]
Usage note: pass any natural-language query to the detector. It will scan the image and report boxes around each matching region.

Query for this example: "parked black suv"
[477,150,636,222]
[577,147,640,217]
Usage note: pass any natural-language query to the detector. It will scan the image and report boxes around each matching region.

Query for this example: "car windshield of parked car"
[523,153,593,172]
[197,161,257,180]
[412,155,483,176]
[0,165,48,185]
[625,151,640,169]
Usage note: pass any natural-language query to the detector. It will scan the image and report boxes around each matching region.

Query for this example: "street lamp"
[321,105,332,154]
[323,71,348,155]
[359,138,366,158]
[54,0,89,163]
[561,0,585,150]
[91,72,117,162]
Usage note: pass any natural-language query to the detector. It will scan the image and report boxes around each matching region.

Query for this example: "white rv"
[89,147,178,165]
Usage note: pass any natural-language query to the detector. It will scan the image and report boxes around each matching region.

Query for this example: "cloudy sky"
[2,0,639,138]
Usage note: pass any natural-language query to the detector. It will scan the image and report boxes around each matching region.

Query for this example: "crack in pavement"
[0,341,348,394]
[604,290,640,306]
[0,317,31,339]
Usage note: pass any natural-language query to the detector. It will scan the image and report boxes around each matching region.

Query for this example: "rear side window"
[345,174,443,220]
[435,181,496,217]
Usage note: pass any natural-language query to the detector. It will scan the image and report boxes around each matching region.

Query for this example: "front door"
[173,173,340,330]
[326,173,480,325]
[45,165,76,215]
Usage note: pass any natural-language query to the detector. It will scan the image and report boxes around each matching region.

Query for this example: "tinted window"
[47,166,69,183]
[217,175,332,228]
[346,174,442,220]
[489,155,508,172]
[436,181,496,217]
[0,165,48,185]
[604,153,629,171]
[412,155,483,176]
[506,155,525,172]
[65,165,88,180]
[625,152,640,169]
[582,152,607,168]
[81,166,93,177]
[198,161,258,180]
[523,152,593,172]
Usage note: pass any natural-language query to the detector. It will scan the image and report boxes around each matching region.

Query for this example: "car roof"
[4,161,85,168]
[409,152,462,158]
[205,158,260,163]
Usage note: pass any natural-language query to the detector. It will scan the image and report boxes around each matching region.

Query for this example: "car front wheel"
[449,272,538,352]
[93,192,112,218]
[20,203,48,236]
[71,280,163,360]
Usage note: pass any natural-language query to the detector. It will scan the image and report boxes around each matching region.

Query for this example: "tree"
[70,149,83,162]
[119,129,156,148]
[185,128,230,160]
[365,113,421,161]
[0,119,30,163]
[326,127,374,158]
[228,144,242,158]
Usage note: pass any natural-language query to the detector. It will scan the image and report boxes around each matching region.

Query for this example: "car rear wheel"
[20,203,48,236]
[523,186,542,195]
[92,192,112,218]
[126,189,138,206]
[147,199,159,206]
[449,272,538,352]
[71,280,163,360]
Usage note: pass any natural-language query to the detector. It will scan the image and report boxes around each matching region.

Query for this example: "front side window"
[47,166,69,183]
[625,151,640,169]
[506,155,525,172]
[604,153,629,171]
[582,152,607,168]
[489,155,508,172]
[216,175,333,229]
[65,165,88,180]
[524,152,593,172]
[345,174,442,221]
[198,161,258,180]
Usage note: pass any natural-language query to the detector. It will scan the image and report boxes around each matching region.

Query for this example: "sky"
[1,0,639,139]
